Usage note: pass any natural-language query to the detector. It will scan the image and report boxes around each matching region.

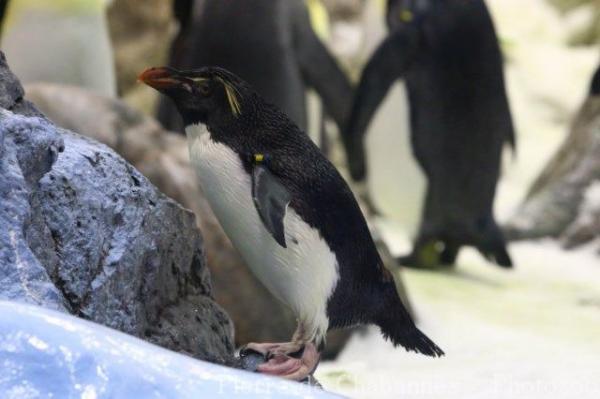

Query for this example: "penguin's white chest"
[185,124,339,341]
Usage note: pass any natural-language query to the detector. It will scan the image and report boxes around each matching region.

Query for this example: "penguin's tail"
[375,285,444,357]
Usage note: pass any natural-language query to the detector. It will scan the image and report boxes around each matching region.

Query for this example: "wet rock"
[0,301,334,398]
[0,52,234,365]
[25,82,355,359]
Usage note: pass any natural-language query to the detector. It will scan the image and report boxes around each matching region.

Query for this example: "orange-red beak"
[138,67,181,90]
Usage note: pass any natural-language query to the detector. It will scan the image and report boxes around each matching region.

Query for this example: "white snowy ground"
[317,1,600,398]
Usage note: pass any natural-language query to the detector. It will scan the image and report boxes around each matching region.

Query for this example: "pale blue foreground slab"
[0,301,340,399]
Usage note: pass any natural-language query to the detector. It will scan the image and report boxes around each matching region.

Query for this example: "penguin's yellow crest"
[216,77,242,118]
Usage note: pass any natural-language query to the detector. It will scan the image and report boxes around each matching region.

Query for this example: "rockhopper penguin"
[139,66,444,380]
[344,0,515,269]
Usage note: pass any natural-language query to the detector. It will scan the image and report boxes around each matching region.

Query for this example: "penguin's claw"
[257,342,320,381]
[243,341,304,359]
[242,342,289,357]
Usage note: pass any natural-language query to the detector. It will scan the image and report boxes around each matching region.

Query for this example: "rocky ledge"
[0,51,234,365]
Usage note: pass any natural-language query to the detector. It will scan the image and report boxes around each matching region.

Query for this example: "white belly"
[367,81,426,235]
[185,124,339,341]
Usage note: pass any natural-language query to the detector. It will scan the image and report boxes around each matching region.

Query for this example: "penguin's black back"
[407,1,511,208]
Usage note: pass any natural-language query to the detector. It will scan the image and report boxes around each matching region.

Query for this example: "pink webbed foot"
[242,342,321,381]
[258,342,320,381]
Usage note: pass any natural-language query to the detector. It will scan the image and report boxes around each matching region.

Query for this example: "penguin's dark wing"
[290,1,353,130]
[251,158,292,248]
[591,64,600,96]
[343,27,420,181]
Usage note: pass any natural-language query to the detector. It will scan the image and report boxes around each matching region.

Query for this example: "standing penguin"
[157,0,351,138]
[344,0,515,268]
[139,66,443,380]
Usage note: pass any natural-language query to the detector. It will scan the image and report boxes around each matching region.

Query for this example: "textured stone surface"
[25,82,355,359]
[0,53,42,117]
[0,52,234,365]
[0,301,334,399]
[0,115,66,313]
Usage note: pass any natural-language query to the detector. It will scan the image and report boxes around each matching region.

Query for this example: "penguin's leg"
[476,217,513,268]
[256,342,320,381]
[439,240,461,266]
[397,186,447,268]
[397,197,441,269]
[397,234,440,268]
[245,323,321,380]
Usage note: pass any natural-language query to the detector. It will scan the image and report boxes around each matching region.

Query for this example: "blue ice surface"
[0,301,341,399]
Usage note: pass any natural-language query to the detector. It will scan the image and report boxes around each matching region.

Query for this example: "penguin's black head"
[138,66,248,125]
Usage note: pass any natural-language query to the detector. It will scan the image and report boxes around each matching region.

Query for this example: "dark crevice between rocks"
[78,230,117,317]
[46,226,78,314]
[189,250,212,297]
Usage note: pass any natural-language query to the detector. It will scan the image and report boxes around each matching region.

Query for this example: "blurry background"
[1,0,598,398]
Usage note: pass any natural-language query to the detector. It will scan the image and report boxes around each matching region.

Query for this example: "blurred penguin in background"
[344,0,515,269]
[0,2,8,34]
[157,0,352,145]
[0,0,116,97]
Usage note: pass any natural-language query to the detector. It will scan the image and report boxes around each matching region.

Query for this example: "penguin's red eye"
[197,81,211,96]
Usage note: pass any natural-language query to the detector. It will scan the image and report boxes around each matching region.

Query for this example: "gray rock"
[0,51,234,365]
[562,182,600,250]
[0,301,336,399]
[0,52,42,117]
[505,94,600,251]
[0,112,66,312]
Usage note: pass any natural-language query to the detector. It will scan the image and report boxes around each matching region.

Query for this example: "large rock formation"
[505,64,600,252]
[0,301,335,398]
[0,52,234,365]
[25,82,354,359]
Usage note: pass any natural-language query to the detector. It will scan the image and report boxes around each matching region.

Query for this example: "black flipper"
[291,2,353,131]
[343,26,420,181]
[251,155,292,248]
